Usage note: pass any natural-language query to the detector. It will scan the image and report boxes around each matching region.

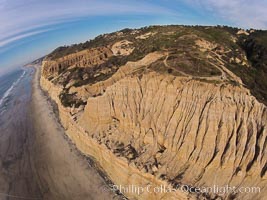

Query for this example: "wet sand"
[0,68,41,200]
[0,66,120,200]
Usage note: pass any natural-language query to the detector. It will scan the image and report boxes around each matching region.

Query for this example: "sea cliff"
[40,25,267,199]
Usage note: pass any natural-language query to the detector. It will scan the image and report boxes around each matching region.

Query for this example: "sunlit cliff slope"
[40,25,267,200]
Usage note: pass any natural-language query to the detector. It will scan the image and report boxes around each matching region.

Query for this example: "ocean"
[0,68,27,114]
[0,66,116,199]
[0,67,42,199]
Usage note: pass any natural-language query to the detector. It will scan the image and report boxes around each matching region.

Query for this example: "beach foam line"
[0,70,26,107]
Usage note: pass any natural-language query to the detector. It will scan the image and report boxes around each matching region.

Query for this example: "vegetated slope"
[41,25,267,200]
[46,25,267,105]
[25,56,45,67]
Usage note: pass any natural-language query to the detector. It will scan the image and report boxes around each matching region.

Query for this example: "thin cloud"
[0,29,53,47]
[0,0,174,49]
[185,0,267,29]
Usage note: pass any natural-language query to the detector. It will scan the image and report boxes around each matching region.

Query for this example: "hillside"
[24,56,45,67]
[40,25,267,200]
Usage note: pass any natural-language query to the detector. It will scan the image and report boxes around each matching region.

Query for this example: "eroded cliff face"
[40,26,267,200]
[42,47,113,78]
[81,75,267,198]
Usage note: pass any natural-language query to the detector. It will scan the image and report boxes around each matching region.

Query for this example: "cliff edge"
[40,25,267,200]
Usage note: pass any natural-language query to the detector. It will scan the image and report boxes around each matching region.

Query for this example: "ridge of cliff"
[40,25,267,200]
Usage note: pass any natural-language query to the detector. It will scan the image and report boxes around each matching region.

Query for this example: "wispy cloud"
[2,0,266,52]
[0,0,173,49]
[184,0,267,29]
[0,29,53,47]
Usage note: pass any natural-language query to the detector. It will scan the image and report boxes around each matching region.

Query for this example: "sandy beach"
[30,65,121,200]
[0,68,41,200]
[0,66,120,200]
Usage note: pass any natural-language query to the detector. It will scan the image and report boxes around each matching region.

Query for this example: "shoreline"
[31,65,122,200]
[39,65,193,200]
[0,67,42,200]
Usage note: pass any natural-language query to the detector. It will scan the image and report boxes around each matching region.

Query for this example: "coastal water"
[0,66,117,199]
[0,68,27,115]
[0,67,41,200]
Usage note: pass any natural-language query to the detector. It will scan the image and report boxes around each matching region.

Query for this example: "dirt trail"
[163,53,223,81]
[163,52,244,84]
[209,51,243,84]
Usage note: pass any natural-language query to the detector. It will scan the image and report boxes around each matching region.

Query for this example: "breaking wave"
[0,70,26,108]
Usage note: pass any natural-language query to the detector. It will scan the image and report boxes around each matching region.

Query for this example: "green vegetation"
[148,59,184,76]
[47,25,267,105]
[233,31,267,104]
[166,52,221,77]
[59,90,86,108]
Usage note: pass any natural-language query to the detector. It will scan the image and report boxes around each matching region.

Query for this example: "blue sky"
[0,0,267,75]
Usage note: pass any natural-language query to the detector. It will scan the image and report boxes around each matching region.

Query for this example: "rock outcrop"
[42,47,113,78]
[40,25,267,200]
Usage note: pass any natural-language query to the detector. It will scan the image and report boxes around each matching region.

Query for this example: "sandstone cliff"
[40,25,267,200]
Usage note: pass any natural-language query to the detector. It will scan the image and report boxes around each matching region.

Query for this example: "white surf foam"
[0,70,26,107]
